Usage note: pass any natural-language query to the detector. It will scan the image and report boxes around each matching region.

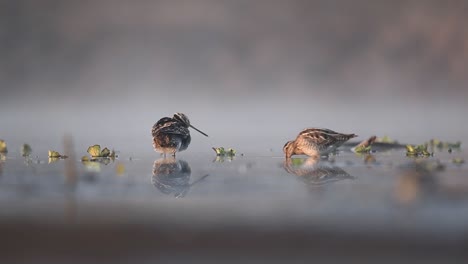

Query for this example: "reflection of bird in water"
[152,158,209,198]
[395,161,439,205]
[152,113,208,157]
[284,158,355,186]
[283,128,357,159]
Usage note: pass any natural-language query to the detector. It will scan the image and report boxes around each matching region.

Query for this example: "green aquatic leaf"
[427,139,461,150]
[447,141,461,149]
[212,147,226,156]
[406,144,431,157]
[0,140,7,153]
[452,158,465,165]
[227,148,236,156]
[48,150,62,158]
[97,157,112,165]
[21,144,32,157]
[101,147,111,157]
[406,145,415,153]
[213,147,237,157]
[81,156,90,162]
[354,145,371,153]
[87,145,101,157]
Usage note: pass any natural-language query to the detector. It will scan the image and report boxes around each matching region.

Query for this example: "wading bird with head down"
[152,113,208,157]
[284,128,357,159]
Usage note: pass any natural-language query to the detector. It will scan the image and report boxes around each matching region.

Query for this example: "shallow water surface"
[1,146,468,262]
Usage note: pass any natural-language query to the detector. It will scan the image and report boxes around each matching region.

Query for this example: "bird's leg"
[172,152,176,158]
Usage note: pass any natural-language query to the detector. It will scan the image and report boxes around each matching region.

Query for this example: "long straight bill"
[190,125,209,137]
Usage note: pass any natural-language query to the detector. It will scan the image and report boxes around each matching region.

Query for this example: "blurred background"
[1,0,467,155]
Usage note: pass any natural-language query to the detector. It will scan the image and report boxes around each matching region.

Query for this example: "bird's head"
[173,112,209,137]
[283,140,296,159]
[173,112,191,127]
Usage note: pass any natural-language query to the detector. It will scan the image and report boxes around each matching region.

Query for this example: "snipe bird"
[152,113,208,157]
[284,128,357,159]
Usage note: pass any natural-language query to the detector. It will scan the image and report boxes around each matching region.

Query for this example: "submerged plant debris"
[406,144,432,157]
[212,147,226,156]
[0,140,7,153]
[21,144,32,157]
[452,158,465,165]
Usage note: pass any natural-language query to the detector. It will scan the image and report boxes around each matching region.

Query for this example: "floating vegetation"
[452,158,465,165]
[0,139,7,153]
[81,155,112,165]
[80,145,117,169]
[48,150,68,163]
[48,150,68,159]
[376,135,398,144]
[212,147,225,156]
[406,144,432,157]
[426,139,461,152]
[354,145,372,153]
[212,147,237,162]
[212,147,236,157]
[21,144,32,157]
[86,144,116,158]
[87,144,115,158]
[227,148,236,156]
[353,136,376,153]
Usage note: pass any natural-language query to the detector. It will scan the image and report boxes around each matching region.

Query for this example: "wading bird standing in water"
[283,128,357,159]
[152,113,208,157]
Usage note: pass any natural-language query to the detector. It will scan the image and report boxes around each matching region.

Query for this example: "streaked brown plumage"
[152,113,208,157]
[284,128,357,159]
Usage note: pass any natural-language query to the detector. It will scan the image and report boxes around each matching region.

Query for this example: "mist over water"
[1,0,468,156]
[1,97,466,158]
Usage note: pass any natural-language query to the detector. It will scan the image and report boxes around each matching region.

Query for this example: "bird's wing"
[298,129,338,147]
[299,128,356,142]
[158,123,190,136]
